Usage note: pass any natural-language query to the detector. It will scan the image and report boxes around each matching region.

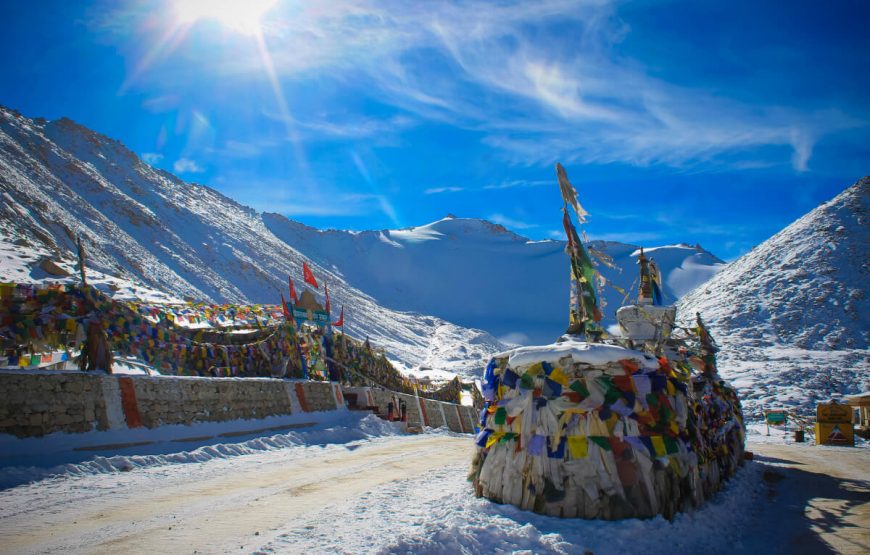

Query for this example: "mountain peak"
[676,178,869,415]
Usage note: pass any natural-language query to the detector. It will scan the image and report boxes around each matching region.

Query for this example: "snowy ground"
[1,416,867,555]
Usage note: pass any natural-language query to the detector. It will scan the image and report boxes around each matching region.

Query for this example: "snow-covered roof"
[493,337,659,371]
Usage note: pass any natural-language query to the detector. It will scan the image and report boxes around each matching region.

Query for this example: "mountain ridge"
[677,178,870,416]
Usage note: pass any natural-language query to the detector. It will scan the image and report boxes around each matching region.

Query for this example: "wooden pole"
[76,236,87,286]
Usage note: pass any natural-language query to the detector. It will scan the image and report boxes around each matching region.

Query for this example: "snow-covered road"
[1,426,867,555]
[0,433,473,554]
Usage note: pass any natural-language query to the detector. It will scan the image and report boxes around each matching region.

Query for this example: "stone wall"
[0,371,339,438]
[366,387,477,434]
[129,377,304,428]
[0,371,109,437]
[0,372,478,439]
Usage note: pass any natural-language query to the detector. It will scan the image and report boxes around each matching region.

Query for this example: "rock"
[38,257,70,276]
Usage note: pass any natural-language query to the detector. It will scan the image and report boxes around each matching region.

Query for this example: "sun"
[174,0,277,35]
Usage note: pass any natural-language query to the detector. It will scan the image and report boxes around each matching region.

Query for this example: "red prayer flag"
[288,277,298,304]
[334,306,344,327]
[303,262,319,289]
[325,284,331,314]
[281,294,291,319]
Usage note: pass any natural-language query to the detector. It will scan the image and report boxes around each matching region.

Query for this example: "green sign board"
[292,307,308,321]
[292,307,331,326]
[766,411,787,425]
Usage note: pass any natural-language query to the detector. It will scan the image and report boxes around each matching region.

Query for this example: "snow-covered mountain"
[264,214,725,344]
[678,178,870,417]
[0,106,729,379]
[0,106,504,379]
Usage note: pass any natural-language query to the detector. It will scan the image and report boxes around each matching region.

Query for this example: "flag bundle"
[558,164,602,337]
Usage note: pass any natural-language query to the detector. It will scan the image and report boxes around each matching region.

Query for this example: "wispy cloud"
[424,186,464,194]
[217,178,401,223]
[102,0,867,173]
[487,213,537,231]
[173,158,205,173]
[141,152,163,165]
[264,111,416,141]
[484,179,550,190]
[587,231,664,243]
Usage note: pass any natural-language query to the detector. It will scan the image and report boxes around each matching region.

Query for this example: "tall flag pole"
[649,258,664,306]
[695,312,719,377]
[556,163,603,340]
[637,248,653,305]
[325,284,331,315]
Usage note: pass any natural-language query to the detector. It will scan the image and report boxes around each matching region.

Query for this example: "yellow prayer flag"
[651,436,667,457]
[549,367,569,386]
[567,436,588,458]
[526,362,543,376]
[486,432,505,449]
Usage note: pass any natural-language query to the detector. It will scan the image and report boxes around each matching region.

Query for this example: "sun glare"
[174,0,277,35]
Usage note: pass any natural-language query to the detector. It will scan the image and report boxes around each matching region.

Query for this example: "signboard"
[312,310,330,325]
[817,402,852,424]
[292,307,308,321]
[765,410,787,425]
[815,422,854,446]
[291,306,330,326]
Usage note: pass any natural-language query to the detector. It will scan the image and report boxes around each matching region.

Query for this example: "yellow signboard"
[815,422,854,446]
[817,402,852,424]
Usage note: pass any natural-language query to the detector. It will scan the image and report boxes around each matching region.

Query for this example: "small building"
[844,392,870,439]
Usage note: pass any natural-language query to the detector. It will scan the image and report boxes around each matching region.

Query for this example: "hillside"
[0,106,504,379]
[264,214,725,344]
[678,178,870,416]
[0,106,727,367]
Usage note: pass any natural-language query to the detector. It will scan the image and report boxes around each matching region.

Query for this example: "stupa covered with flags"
[469,164,745,520]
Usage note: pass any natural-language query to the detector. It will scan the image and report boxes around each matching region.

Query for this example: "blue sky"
[2,0,868,260]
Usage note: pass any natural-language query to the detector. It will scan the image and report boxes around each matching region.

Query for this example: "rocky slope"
[678,178,870,416]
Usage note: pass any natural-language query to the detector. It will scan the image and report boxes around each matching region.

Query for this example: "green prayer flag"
[590,436,611,451]
[570,379,590,397]
[494,407,507,425]
[519,373,535,390]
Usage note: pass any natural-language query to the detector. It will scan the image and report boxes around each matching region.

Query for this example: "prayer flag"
[567,436,588,458]
[651,436,667,457]
[280,294,291,319]
[325,284,331,314]
[333,306,344,327]
[528,434,546,456]
[288,277,298,304]
[555,162,588,221]
[303,262,319,289]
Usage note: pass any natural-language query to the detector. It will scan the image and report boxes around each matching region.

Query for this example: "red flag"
[288,277,298,304]
[303,262,319,289]
[280,293,291,319]
[334,306,344,327]
[325,284,331,314]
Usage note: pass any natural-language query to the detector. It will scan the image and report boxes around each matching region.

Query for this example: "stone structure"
[0,371,478,438]
[0,371,342,438]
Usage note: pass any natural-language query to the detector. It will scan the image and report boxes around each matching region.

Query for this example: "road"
[748,441,870,554]
[1,434,867,554]
[0,434,473,554]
